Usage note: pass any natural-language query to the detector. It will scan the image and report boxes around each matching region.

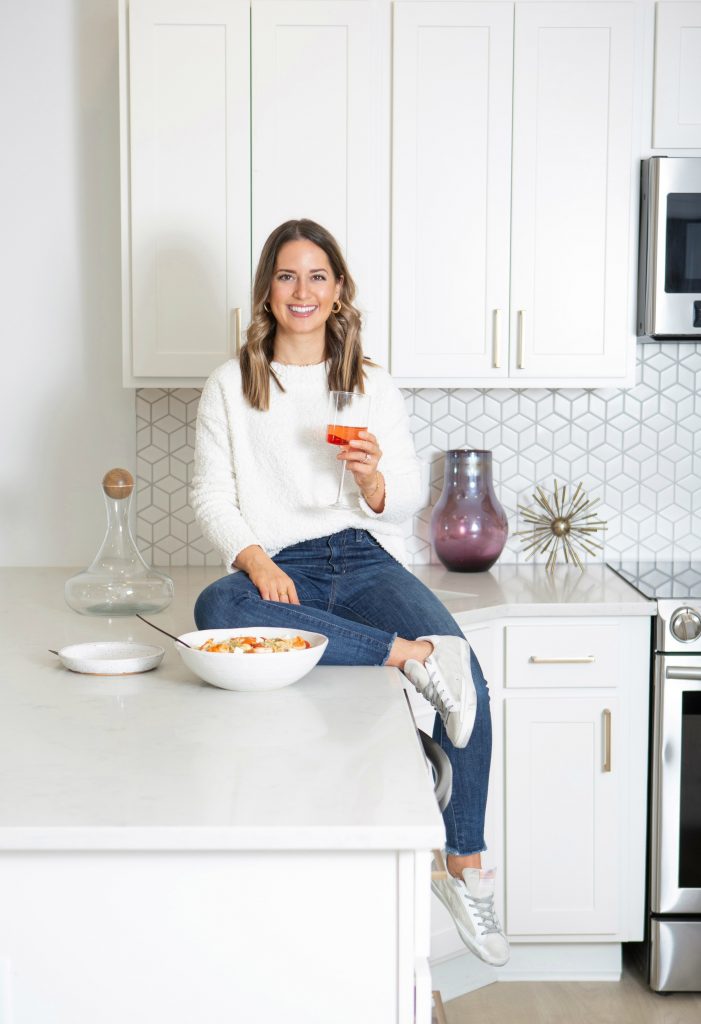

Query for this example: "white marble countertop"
[0,562,654,852]
[0,568,444,852]
[410,562,656,623]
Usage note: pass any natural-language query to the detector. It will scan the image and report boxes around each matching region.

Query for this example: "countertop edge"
[447,599,658,624]
[0,825,446,852]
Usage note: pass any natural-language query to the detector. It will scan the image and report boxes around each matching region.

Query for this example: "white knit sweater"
[190,359,424,570]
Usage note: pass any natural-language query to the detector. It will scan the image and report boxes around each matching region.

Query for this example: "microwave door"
[646,158,701,338]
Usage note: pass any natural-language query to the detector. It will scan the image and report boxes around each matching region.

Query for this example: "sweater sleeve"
[190,374,262,570]
[358,373,424,525]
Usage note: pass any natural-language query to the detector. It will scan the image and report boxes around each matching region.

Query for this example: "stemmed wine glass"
[326,390,371,509]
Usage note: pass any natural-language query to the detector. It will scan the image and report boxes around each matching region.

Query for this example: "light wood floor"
[437,955,701,1024]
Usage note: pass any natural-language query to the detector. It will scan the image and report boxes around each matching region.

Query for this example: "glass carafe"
[65,469,174,615]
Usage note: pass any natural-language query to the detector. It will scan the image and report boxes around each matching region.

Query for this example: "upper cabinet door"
[510,2,636,380]
[251,0,389,366]
[126,0,250,381]
[391,2,513,380]
[654,1,701,148]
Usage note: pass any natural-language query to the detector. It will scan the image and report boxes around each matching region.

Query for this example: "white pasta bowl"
[175,627,328,691]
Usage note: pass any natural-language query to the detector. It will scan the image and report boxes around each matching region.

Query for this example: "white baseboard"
[430,943,623,1003]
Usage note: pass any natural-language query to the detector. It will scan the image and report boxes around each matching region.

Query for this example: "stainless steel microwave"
[638,157,701,339]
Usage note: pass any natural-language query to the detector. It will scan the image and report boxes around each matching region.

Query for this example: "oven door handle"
[666,666,701,681]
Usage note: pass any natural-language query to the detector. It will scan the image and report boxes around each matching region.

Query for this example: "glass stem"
[335,459,348,504]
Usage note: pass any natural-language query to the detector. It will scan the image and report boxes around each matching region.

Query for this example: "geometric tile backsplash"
[136,342,701,568]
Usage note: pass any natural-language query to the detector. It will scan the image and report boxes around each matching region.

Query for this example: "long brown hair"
[239,219,368,410]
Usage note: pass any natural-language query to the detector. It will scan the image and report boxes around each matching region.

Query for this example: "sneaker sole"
[431,880,509,967]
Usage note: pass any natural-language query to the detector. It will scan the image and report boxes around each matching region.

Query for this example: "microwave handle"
[649,160,660,331]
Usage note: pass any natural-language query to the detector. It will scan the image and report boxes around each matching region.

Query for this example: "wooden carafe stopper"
[102,468,134,499]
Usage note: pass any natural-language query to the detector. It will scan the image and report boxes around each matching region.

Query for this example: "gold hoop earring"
[332,300,342,314]
[263,302,272,313]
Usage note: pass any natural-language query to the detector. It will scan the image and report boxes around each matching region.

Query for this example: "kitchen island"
[0,564,656,1016]
[0,568,444,1024]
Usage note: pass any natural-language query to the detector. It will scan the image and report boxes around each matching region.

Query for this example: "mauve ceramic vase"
[430,449,509,572]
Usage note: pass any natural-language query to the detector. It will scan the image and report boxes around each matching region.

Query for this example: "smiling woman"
[241,218,366,411]
[268,248,340,338]
[189,218,509,968]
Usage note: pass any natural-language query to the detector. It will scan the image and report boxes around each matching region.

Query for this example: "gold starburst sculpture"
[515,480,607,573]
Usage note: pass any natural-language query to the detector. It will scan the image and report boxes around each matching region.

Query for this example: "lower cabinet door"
[505,696,621,936]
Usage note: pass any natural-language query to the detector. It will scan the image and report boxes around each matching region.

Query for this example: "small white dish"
[55,641,165,676]
[176,627,328,691]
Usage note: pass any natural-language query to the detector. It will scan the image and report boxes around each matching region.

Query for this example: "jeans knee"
[194,578,252,629]
[193,586,214,629]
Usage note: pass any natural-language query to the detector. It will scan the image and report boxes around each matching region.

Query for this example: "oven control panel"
[658,600,701,652]
[671,607,701,643]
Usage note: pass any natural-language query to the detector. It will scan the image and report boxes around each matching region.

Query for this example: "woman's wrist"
[361,472,382,500]
[233,544,269,573]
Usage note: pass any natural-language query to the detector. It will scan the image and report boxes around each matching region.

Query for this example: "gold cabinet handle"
[528,655,595,664]
[602,708,612,772]
[492,309,501,369]
[517,309,525,369]
[231,307,242,356]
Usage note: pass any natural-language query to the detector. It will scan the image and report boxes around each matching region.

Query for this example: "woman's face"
[268,239,342,340]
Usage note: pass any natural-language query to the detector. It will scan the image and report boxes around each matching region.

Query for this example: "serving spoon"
[135,613,192,648]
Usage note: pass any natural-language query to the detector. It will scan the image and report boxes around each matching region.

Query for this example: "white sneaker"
[432,866,510,967]
[403,635,477,748]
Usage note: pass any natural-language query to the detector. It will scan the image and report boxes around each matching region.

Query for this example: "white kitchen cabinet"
[415,604,649,975]
[653,2,701,147]
[0,849,431,1024]
[391,0,641,387]
[391,2,513,379]
[251,1,389,365]
[123,0,643,389]
[504,620,623,688]
[505,695,621,935]
[510,2,636,380]
[123,0,250,383]
[120,0,388,386]
[501,615,650,941]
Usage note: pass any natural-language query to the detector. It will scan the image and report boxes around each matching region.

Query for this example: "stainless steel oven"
[638,157,701,338]
[650,638,701,990]
[608,564,701,992]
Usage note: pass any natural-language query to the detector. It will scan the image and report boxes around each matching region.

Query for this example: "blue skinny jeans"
[194,529,491,856]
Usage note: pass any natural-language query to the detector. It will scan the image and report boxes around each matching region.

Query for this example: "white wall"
[0,0,134,566]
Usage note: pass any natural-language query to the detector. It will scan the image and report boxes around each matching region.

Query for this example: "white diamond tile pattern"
[136,390,221,567]
[136,344,701,568]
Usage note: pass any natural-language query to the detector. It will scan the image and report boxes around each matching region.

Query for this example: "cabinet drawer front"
[505,622,620,688]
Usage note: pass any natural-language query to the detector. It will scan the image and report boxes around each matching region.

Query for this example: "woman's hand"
[233,545,300,604]
[338,430,386,512]
[340,430,382,490]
